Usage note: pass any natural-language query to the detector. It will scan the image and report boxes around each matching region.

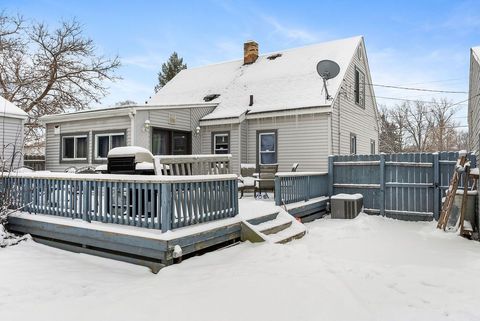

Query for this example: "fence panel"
[329,152,476,221]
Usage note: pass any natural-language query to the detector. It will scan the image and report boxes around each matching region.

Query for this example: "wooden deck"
[7,196,328,272]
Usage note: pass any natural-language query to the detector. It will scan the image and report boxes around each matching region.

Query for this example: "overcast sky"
[4,0,480,126]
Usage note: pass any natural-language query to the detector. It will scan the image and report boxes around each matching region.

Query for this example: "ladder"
[437,154,468,231]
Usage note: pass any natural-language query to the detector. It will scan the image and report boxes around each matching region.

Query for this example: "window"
[212,132,230,154]
[350,133,357,155]
[152,128,192,155]
[62,135,88,161]
[94,132,125,160]
[258,131,277,165]
[370,139,376,154]
[354,67,365,107]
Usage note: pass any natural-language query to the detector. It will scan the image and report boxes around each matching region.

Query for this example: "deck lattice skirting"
[3,172,239,232]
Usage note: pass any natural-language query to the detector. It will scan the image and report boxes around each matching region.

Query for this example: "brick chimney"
[244,40,259,65]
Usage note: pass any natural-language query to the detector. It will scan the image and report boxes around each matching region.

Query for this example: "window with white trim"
[259,132,277,164]
[370,139,376,154]
[95,132,126,160]
[350,133,357,155]
[62,135,88,161]
[354,67,365,107]
[213,132,229,154]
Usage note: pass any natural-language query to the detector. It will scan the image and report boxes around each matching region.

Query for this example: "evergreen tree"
[154,52,187,92]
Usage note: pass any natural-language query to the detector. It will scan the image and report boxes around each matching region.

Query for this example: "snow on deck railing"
[274,172,329,206]
[3,173,239,232]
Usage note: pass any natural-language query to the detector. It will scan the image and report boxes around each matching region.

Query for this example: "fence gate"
[328,152,476,221]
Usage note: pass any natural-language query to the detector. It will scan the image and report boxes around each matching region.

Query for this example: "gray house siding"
[468,49,480,155]
[246,113,330,172]
[200,123,241,174]
[0,116,24,168]
[331,40,379,155]
[45,116,131,172]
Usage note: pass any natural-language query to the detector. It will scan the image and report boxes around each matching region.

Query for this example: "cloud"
[261,15,322,44]
[122,53,167,71]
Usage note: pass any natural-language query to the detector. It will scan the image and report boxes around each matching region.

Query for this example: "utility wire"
[368,83,468,94]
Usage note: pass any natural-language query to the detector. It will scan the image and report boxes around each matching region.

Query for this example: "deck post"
[433,153,440,220]
[379,153,386,217]
[82,180,91,222]
[274,176,281,206]
[328,156,334,197]
[161,183,173,232]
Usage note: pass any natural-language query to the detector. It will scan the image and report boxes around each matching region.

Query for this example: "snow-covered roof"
[149,36,363,120]
[0,96,28,120]
[473,46,480,63]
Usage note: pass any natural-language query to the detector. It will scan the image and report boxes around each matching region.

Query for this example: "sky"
[3,0,480,127]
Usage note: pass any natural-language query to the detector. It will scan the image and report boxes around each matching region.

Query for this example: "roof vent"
[267,53,282,60]
[203,94,220,102]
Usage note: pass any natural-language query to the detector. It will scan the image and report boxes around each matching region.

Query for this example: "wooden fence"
[328,152,476,221]
[3,172,238,232]
[275,172,329,206]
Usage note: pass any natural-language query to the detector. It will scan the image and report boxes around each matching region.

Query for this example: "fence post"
[274,176,281,206]
[306,176,311,202]
[161,183,173,232]
[379,153,386,216]
[82,180,91,222]
[433,152,440,220]
[328,156,334,197]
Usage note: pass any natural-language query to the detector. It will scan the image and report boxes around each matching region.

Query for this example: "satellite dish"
[316,60,340,100]
[316,60,340,80]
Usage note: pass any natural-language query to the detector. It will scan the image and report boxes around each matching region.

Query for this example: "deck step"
[257,217,292,235]
[241,209,306,244]
[246,212,279,225]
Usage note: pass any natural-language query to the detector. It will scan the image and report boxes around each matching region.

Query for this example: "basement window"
[267,53,282,60]
[203,94,220,102]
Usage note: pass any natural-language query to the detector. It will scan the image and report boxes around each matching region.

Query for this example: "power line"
[368,83,468,94]
[395,77,467,86]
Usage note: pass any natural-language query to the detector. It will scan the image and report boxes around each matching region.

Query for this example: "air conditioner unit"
[330,194,363,219]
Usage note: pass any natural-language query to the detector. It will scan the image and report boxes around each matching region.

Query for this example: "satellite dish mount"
[316,60,340,100]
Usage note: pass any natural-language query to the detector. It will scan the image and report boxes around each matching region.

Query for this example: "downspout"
[128,108,136,145]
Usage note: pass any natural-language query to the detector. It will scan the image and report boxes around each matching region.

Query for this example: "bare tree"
[428,98,459,151]
[0,13,121,143]
[115,100,137,107]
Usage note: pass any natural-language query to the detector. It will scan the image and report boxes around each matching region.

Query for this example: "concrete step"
[246,212,279,225]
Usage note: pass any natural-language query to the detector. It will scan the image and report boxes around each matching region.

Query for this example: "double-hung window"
[259,131,277,164]
[354,67,365,107]
[213,132,230,154]
[62,135,88,161]
[350,133,357,155]
[95,132,126,160]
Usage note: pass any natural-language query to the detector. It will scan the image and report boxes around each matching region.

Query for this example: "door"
[152,128,191,155]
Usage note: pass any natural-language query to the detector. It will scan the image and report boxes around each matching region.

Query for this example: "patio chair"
[238,164,256,198]
[254,164,278,198]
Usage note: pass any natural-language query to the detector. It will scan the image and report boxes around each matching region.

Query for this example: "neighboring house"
[0,96,28,169]
[41,36,379,173]
[468,46,480,154]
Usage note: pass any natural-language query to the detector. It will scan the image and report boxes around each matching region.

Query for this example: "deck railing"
[3,172,238,232]
[154,154,231,175]
[274,172,329,206]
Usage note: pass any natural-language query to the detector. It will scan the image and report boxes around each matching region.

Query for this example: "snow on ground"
[2,214,480,321]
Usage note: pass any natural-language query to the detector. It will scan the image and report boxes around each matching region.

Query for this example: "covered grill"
[107,146,155,175]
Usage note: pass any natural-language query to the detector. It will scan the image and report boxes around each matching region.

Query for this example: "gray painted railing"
[328,152,476,221]
[3,173,238,232]
[154,154,232,175]
[275,172,329,206]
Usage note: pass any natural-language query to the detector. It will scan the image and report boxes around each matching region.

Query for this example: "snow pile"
[2,214,480,320]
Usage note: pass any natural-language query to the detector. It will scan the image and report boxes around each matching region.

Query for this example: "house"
[468,46,480,154]
[0,96,28,169]
[41,36,379,173]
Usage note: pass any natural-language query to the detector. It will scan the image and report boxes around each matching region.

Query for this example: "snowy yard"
[1,214,480,321]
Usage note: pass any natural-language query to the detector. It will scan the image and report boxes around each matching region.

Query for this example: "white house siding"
[200,123,241,174]
[246,113,330,172]
[135,106,215,154]
[0,116,24,168]
[331,40,379,155]
[45,116,131,172]
[468,49,480,155]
